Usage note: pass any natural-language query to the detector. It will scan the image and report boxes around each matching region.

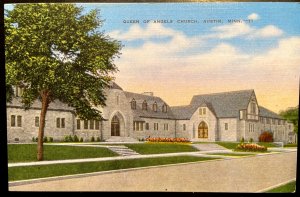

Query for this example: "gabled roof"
[190,89,254,118]
[259,106,283,119]
[110,82,123,90]
[123,91,175,119]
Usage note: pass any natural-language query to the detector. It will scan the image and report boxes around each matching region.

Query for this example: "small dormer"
[131,98,136,110]
[153,101,157,112]
[162,103,168,113]
[142,100,147,111]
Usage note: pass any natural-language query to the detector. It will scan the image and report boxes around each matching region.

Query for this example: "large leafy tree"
[5,4,121,161]
[279,106,298,134]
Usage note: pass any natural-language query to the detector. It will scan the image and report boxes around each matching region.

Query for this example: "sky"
[5,3,300,113]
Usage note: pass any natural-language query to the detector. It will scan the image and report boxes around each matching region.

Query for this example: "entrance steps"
[191,143,227,151]
[105,136,139,142]
[106,145,140,156]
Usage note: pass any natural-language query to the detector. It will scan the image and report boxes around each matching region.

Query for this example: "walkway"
[9,151,297,192]
[191,143,227,151]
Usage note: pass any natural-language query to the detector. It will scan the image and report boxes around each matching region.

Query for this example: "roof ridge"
[193,89,254,97]
[123,91,161,99]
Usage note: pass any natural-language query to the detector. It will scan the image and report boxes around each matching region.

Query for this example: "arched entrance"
[198,121,208,138]
[111,115,120,136]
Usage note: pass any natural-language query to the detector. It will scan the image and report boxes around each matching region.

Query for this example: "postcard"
[4,1,298,192]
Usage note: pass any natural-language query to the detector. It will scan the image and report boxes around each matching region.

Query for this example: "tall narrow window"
[203,108,206,115]
[199,108,202,115]
[183,124,186,131]
[140,122,143,131]
[17,115,22,127]
[131,98,136,110]
[95,120,100,130]
[61,118,65,128]
[153,102,157,112]
[116,95,119,105]
[239,110,243,120]
[89,120,94,130]
[154,123,158,130]
[136,122,140,131]
[11,115,16,127]
[164,123,168,131]
[251,102,256,114]
[133,122,135,131]
[146,123,149,130]
[77,119,81,130]
[162,104,167,113]
[84,120,88,129]
[142,100,147,110]
[35,116,39,127]
[56,118,61,128]
[225,123,228,131]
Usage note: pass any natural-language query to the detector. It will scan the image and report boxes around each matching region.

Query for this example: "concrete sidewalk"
[9,151,297,192]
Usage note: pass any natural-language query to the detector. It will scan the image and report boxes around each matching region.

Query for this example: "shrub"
[74,135,79,142]
[43,136,48,143]
[49,137,53,142]
[145,137,190,143]
[259,131,273,142]
[35,137,38,142]
[79,137,83,142]
[249,138,253,143]
[91,136,95,142]
[63,135,74,142]
[235,143,267,152]
[96,137,101,142]
[32,137,36,142]
[240,137,245,143]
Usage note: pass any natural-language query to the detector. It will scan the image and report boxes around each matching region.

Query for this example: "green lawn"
[284,144,298,148]
[265,181,296,193]
[216,142,240,149]
[256,142,278,147]
[8,144,118,163]
[125,143,198,154]
[207,153,255,157]
[9,156,218,181]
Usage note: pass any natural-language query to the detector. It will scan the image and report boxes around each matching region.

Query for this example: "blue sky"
[5,3,300,112]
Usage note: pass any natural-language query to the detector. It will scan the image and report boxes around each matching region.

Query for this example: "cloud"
[209,22,253,39]
[109,23,179,41]
[248,13,260,21]
[248,25,284,39]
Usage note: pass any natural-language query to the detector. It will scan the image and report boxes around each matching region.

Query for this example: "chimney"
[142,92,154,96]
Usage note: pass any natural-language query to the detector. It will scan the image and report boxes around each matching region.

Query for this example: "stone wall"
[218,118,238,142]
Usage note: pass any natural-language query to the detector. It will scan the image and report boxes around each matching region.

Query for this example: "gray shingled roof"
[123,91,175,119]
[170,105,198,120]
[110,82,123,90]
[7,98,74,111]
[259,106,283,119]
[190,89,254,118]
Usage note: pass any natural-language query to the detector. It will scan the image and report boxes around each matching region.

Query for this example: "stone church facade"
[7,83,296,144]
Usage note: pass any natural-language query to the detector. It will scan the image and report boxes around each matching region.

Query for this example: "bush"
[43,136,48,143]
[235,143,267,152]
[79,137,83,142]
[259,131,273,142]
[35,137,38,142]
[249,138,253,143]
[32,137,36,142]
[74,135,79,142]
[96,137,101,142]
[63,135,74,142]
[145,137,190,143]
[240,137,245,143]
[49,137,53,142]
[91,136,95,142]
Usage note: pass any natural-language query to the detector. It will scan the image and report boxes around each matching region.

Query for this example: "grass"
[257,142,278,147]
[207,153,255,157]
[125,143,198,154]
[9,156,218,181]
[265,181,296,193]
[216,142,240,149]
[284,144,298,148]
[8,144,118,163]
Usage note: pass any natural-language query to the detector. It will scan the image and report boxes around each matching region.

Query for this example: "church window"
[11,115,16,127]
[35,116,39,127]
[56,118,61,128]
[84,120,88,129]
[162,104,168,113]
[95,120,100,130]
[61,118,65,128]
[142,100,147,110]
[164,123,168,131]
[153,102,157,112]
[146,123,149,130]
[90,120,94,130]
[131,98,136,110]
[225,123,228,130]
[199,108,202,115]
[250,102,256,114]
[154,123,159,130]
[203,108,206,115]
[77,119,81,130]
[17,115,22,127]
[183,124,186,131]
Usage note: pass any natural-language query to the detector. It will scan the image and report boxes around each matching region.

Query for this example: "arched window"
[153,101,157,112]
[142,100,147,110]
[131,98,136,110]
[162,103,168,113]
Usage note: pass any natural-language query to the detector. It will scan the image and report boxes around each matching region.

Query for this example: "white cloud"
[209,22,253,39]
[109,23,179,41]
[248,13,260,21]
[248,25,284,39]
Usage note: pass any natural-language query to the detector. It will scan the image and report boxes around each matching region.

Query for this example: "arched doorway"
[111,115,120,136]
[198,121,208,138]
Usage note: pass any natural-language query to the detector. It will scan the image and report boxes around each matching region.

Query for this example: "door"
[198,121,208,138]
[111,115,120,136]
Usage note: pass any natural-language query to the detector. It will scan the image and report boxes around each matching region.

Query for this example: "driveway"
[9,151,297,192]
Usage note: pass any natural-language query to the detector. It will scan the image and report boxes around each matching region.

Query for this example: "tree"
[279,106,298,134]
[5,4,122,161]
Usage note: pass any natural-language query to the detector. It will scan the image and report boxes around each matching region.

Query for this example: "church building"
[6,83,296,144]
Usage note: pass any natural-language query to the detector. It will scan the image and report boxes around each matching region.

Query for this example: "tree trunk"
[37,90,50,161]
